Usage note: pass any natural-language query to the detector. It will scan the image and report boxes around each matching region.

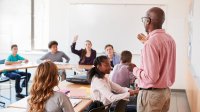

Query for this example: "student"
[71,35,96,65]
[104,44,120,67]
[110,50,135,88]
[27,61,74,112]
[4,44,31,98]
[88,56,139,105]
[39,41,70,81]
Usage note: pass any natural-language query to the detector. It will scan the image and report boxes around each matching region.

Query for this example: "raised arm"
[71,35,82,56]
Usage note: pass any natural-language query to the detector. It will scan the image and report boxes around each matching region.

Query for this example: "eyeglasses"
[141,17,151,23]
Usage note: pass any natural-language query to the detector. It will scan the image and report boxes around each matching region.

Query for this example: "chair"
[0,59,12,107]
[89,103,111,112]
[126,96,137,112]
[113,100,128,112]
[0,73,10,108]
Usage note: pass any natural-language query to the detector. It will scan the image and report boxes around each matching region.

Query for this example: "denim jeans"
[5,71,31,94]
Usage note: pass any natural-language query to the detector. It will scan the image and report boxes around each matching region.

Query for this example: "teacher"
[131,7,176,112]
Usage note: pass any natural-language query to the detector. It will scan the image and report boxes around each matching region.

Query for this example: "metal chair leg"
[0,101,5,108]
[9,79,12,103]
[0,84,5,108]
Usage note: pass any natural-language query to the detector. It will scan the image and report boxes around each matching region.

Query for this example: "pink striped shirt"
[133,29,176,88]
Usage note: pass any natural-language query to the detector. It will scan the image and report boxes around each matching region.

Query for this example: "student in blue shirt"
[104,44,120,68]
[4,44,31,98]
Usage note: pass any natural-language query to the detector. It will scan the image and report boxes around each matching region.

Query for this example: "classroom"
[0,0,199,112]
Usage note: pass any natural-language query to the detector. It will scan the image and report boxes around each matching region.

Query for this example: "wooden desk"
[0,63,38,72]
[0,63,93,96]
[56,64,93,70]
[0,63,38,96]
[55,81,92,112]
[0,63,93,72]
[8,81,92,112]
[0,108,26,112]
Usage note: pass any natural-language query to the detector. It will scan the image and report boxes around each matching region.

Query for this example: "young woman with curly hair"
[27,61,74,112]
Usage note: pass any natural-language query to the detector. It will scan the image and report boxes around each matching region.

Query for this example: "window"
[33,0,49,50]
[0,0,49,51]
[0,0,31,51]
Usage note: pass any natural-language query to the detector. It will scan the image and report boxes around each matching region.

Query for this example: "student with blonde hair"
[27,61,74,112]
[71,35,96,65]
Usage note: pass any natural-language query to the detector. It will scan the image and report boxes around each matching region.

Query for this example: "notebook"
[57,88,89,99]
[70,99,82,107]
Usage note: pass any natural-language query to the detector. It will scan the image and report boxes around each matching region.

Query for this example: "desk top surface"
[0,108,26,112]
[7,81,92,112]
[0,63,93,72]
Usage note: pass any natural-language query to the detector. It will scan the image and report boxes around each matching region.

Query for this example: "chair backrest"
[89,104,111,112]
[0,59,5,64]
[114,100,128,112]
[0,59,9,82]
[0,59,5,75]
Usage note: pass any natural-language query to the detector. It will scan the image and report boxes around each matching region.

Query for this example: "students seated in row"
[71,35,96,65]
[88,56,139,105]
[104,44,120,68]
[110,50,135,88]
[4,44,31,98]
[28,61,74,112]
[39,41,70,81]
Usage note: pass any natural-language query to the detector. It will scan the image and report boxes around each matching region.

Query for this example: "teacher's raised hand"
[137,33,148,44]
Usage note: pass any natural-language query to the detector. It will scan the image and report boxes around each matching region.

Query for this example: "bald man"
[131,7,176,112]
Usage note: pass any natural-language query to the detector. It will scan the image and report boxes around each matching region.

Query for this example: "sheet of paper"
[70,99,82,107]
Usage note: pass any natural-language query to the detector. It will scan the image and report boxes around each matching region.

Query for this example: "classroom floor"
[0,81,191,112]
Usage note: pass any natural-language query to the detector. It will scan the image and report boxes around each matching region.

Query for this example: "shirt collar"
[147,29,165,38]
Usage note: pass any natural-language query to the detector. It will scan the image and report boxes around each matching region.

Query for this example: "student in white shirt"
[88,56,139,105]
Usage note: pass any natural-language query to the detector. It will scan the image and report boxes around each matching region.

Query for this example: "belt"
[139,88,166,90]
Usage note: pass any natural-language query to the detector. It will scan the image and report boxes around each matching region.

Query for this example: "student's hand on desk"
[127,63,137,72]
[44,59,51,62]
[17,60,23,64]
[24,59,29,63]
[137,33,148,44]
[73,35,79,43]
[128,89,139,96]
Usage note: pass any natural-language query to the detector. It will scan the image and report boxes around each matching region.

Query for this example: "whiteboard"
[68,4,166,54]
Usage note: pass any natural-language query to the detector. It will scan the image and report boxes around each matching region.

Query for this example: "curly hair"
[28,61,59,112]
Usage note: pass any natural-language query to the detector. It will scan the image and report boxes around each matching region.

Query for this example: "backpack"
[88,100,104,111]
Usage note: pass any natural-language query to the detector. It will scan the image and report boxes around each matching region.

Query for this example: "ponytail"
[87,56,108,81]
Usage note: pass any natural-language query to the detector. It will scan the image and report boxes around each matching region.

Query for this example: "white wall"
[0,0,190,89]
[48,0,190,89]
[190,0,200,77]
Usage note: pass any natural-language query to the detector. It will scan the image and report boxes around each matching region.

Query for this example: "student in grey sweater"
[39,41,70,81]
[27,61,75,112]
